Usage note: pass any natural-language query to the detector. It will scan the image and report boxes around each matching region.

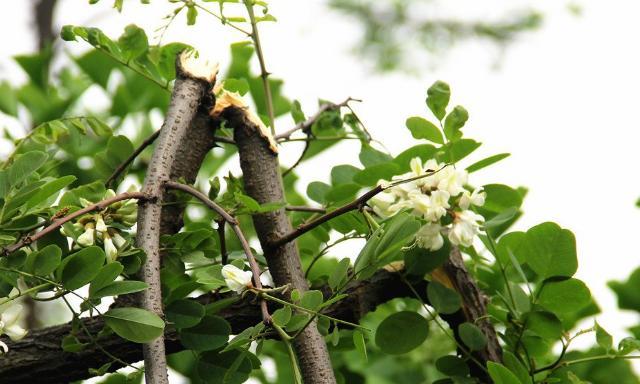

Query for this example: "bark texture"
[442,247,503,379]
[215,103,337,384]
[0,270,428,384]
[136,56,216,384]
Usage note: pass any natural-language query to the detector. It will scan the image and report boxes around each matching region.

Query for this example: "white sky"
[2,0,640,371]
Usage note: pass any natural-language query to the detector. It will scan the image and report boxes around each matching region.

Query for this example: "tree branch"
[275,98,357,141]
[163,180,270,323]
[135,52,217,384]
[441,247,503,369]
[105,130,161,188]
[214,95,337,383]
[1,191,147,257]
[0,269,435,384]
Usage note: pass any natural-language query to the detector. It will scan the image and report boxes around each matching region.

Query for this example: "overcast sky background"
[2,0,640,375]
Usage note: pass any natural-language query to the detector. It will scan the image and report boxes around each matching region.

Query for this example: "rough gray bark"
[442,247,503,379]
[136,54,216,384]
[0,270,430,384]
[214,102,337,384]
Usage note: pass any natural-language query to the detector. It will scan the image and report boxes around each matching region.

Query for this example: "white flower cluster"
[371,158,486,250]
[0,303,27,353]
[61,189,137,263]
[221,264,273,294]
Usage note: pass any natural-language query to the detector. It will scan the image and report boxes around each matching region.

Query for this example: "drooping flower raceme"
[222,264,253,293]
[371,157,486,251]
[60,188,137,262]
[0,303,28,353]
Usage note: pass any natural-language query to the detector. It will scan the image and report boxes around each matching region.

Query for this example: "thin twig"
[1,191,148,256]
[106,130,161,188]
[243,0,276,135]
[271,166,449,248]
[216,219,228,265]
[285,205,326,214]
[105,131,234,188]
[164,181,271,323]
[275,98,358,140]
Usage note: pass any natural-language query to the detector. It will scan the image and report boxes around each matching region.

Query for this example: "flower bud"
[76,223,95,247]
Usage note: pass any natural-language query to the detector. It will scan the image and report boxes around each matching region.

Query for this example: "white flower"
[427,190,451,221]
[459,187,486,210]
[415,223,444,251]
[111,232,127,249]
[437,167,468,197]
[222,265,253,293]
[260,270,274,287]
[103,234,118,263]
[95,215,108,234]
[448,210,484,247]
[104,189,116,199]
[421,159,443,189]
[408,190,450,222]
[76,223,95,247]
[0,304,27,343]
[370,190,398,218]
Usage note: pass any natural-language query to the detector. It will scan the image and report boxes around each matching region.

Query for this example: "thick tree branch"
[163,180,270,322]
[442,247,503,367]
[1,191,147,257]
[0,270,435,384]
[214,94,337,384]
[135,52,217,384]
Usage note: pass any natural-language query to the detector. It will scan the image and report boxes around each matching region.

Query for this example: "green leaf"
[393,144,438,173]
[520,222,577,279]
[331,164,361,185]
[118,24,149,61]
[354,227,383,278]
[300,290,324,311]
[89,262,123,296]
[272,305,292,327]
[595,321,613,352]
[353,330,368,361]
[197,350,253,384]
[328,258,350,291]
[24,175,76,212]
[487,362,523,384]
[61,334,88,353]
[90,280,148,299]
[427,281,461,314]
[24,244,61,276]
[359,144,393,167]
[180,315,230,351]
[447,138,481,163]
[526,311,563,340]
[0,81,18,116]
[426,81,450,120]
[538,278,591,314]
[306,181,330,204]
[375,311,429,354]
[224,78,250,95]
[59,246,106,290]
[374,213,421,264]
[443,105,469,141]
[186,5,198,25]
[104,307,164,343]
[458,322,487,351]
[166,299,205,329]
[8,151,48,187]
[466,153,511,173]
[618,337,640,356]
[608,268,640,312]
[503,351,530,384]
[405,117,443,144]
[353,163,400,186]
[435,355,469,377]
[403,243,450,276]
